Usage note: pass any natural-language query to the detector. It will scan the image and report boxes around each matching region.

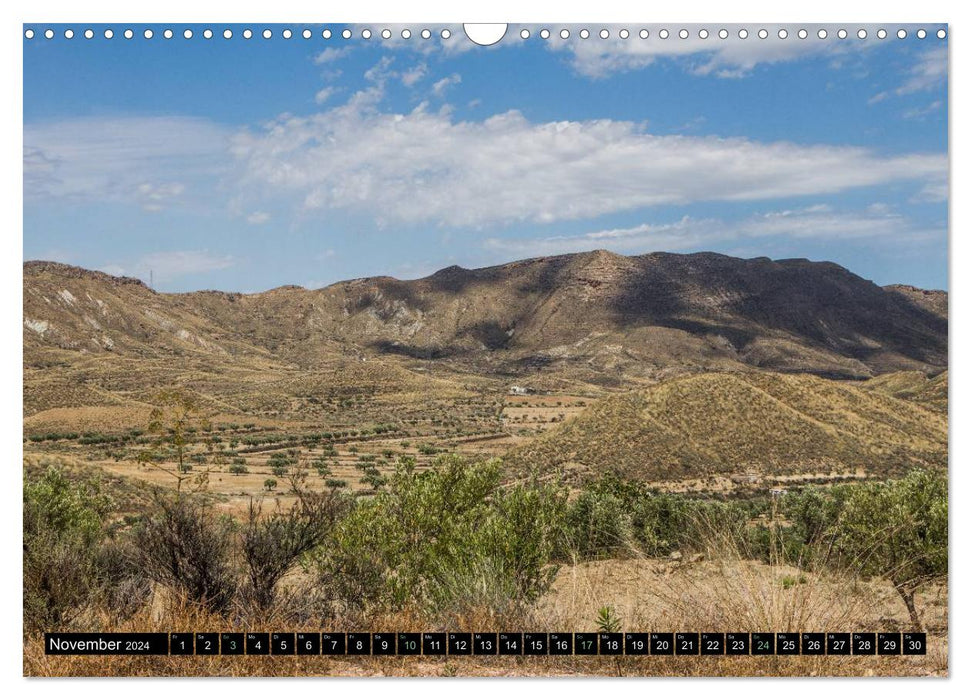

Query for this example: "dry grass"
[24,554,947,678]
[507,372,947,487]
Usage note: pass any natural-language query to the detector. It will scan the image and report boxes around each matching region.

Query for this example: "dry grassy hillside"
[506,371,947,484]
[864,370,948,414]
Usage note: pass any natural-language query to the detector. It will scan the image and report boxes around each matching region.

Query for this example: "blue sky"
[23,23,948,292]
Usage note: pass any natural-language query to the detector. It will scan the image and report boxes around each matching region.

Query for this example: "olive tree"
[832,469,947,630]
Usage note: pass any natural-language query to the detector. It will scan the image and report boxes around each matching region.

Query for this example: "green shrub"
[23,467,113,629]
[563,487,632,557]
[313,455,565,616]
[561,474,752,559]
[830,468,947,630]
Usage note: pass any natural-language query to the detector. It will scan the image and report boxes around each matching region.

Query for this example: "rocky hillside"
[24,251,948,382]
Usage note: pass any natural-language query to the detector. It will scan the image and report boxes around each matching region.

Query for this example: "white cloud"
[431,73,462,96]
[364,56,396,83]
[313,47,351,65]
[913,181,948,203]
[902,100,943,120]
[483,205,939,258]
[348,24,944,84]
[870,46,948,103]
[228,99,946,228]
[375,23,865,77]
[520,24,881,79]
[108,250,236,283]
[314,86,338,105]
[246,211,271,225]
[24,116,229,209]
[400,62,428,87]
[371,24,473,57]
[135,182,185,212]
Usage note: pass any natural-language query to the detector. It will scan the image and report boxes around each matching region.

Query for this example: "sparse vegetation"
[134,492,237,614]
[20,255,949,675]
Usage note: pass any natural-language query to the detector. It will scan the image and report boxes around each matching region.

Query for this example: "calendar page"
[22,21,948,678]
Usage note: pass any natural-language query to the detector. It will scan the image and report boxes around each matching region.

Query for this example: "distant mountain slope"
[884,284,948,319]
[505,371,947,483]
[24,251,947,382]
[864,370,948,414]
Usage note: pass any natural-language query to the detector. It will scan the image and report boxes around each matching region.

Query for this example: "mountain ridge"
[24,250,948,382]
